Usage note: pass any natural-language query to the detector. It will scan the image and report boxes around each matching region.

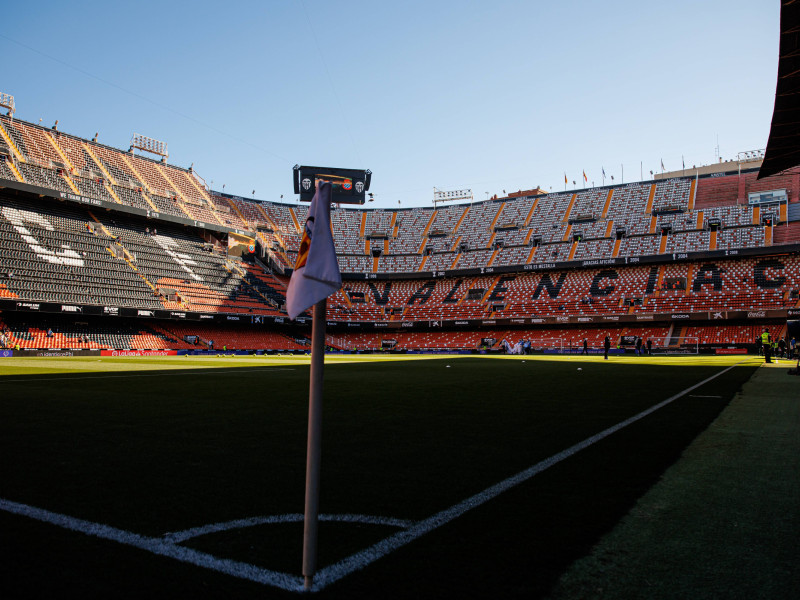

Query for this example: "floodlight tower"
[130,133,169,162]
[0,92,15,117]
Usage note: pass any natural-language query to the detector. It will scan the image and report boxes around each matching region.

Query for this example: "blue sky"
[1,0,779,208]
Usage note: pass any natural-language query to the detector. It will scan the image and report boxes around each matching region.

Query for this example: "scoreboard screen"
[293,165,371,204]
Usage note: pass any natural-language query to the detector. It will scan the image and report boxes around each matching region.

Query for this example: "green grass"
[0,354,759,599]
[547,362,800,600]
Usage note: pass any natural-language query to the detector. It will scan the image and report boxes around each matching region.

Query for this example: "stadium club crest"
[342,179,353,191]
[294,216,314,270]
[302,177,312,191]
[355,181,364,193]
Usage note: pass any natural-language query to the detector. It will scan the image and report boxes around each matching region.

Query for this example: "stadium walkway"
[548,360,800,600]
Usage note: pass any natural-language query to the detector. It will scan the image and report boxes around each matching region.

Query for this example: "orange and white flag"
[286,181,341,319]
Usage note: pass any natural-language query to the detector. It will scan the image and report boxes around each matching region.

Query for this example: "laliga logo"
[302,178,312,191]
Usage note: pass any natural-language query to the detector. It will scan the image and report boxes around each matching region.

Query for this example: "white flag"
[286,181,341,319]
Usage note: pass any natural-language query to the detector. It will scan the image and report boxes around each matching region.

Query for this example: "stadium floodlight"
[433,187,473,205]
[738,149,766,161]
[293,165,370,204]
[0,92,15,117]
[130,133,168,160]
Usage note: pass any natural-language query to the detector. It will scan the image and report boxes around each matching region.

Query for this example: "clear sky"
[1,0,779,209]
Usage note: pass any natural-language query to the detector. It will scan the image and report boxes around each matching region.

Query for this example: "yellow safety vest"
[761,331,771,344]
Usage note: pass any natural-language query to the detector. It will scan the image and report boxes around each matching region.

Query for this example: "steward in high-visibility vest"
[762,329,772,363]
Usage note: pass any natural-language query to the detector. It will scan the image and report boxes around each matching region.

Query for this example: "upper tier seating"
[2,115,798,279]
[0,195,285,315]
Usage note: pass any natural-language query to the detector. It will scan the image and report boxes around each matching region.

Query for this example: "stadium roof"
[759,0,800,179]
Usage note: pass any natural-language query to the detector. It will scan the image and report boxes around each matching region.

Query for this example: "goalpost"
[642,336,700,355]
[529,338,565,353]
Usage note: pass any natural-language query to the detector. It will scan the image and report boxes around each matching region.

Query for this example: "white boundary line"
[0,361,748,593]
[0,367,296,383]
[164,513,414,544]
[311,360,747,590]
[0,497,305,591]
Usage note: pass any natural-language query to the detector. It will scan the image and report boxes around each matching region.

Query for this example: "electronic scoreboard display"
[293,165,371,204]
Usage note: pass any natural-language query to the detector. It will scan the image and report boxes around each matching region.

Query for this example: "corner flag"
[286,181,341,320]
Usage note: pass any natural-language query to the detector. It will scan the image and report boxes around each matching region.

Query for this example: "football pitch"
[0,354,783,598]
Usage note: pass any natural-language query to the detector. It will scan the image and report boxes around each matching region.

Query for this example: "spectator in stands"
[761,329,772,363]
[603,335,610,360]
[46,328,53,338]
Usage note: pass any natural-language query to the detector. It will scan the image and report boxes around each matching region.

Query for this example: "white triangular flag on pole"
[286,181,341,320]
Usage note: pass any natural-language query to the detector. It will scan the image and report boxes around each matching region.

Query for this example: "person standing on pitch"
[761,328,772,364]
[583,338,588,355]
[603,335,610,360]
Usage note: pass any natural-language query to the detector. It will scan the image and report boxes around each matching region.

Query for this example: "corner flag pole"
[302,297,327,590]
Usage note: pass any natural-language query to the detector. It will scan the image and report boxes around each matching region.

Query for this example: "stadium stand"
[2,113,800,351]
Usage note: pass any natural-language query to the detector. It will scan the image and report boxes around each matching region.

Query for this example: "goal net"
[638,336,700,355]
[504,337,565,354]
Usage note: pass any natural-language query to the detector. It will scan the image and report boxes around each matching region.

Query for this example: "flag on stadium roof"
[286,181,341,319]
[582,170,587,182]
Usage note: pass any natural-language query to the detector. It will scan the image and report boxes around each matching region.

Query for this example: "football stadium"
[1,1,799,598]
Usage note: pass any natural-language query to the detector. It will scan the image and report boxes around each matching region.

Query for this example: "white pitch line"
[0,361,747,593]
[0,497,304,592]
[165,513,414,543]
[310,361,746,591]
[0,367,295,383]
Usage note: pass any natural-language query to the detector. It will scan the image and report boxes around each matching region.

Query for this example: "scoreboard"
[293,165,371,204]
